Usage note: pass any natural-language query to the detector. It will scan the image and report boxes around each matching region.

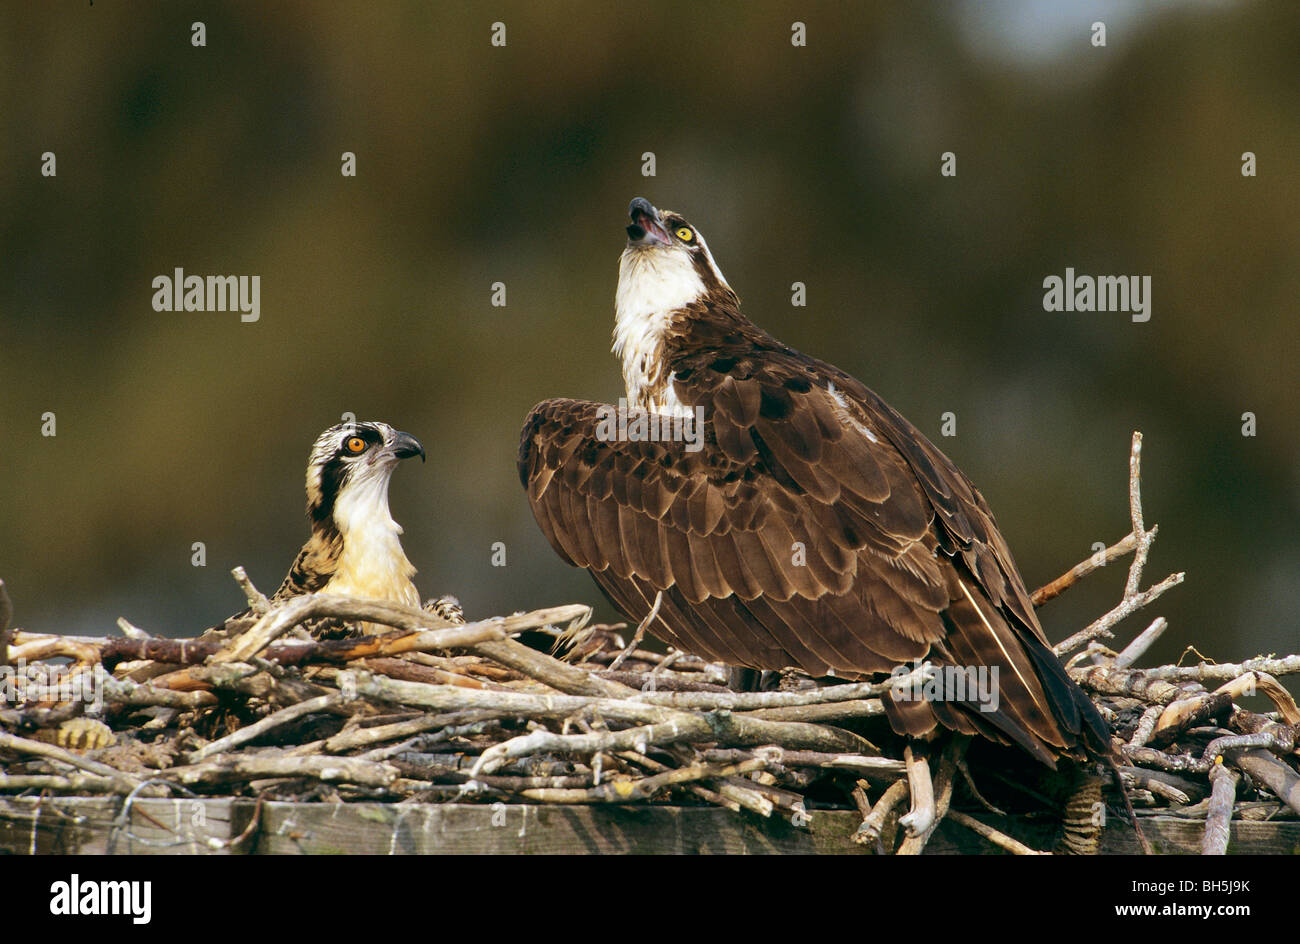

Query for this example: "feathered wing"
[518,349,1108,765]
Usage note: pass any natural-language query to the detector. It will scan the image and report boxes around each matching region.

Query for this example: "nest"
[2,433,1297,855]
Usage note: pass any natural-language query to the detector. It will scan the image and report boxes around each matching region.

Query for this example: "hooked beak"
[626,197,671,247]
[390,431,426,462]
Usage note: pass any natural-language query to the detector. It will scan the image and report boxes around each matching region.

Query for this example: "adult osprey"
[518,198,1110,767]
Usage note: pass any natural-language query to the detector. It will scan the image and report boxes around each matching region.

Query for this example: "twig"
[946,810,1046,855]
[215,595,585,664]
[1120,768,1192,805]
[1229,749,1300,818]
[0,773,127,794]
[114,617,148,640]
[618,751,742,813]
[161,754,400,789]
[1031,532,1139,607]
[0,731,147,795]
[1053,433,1183,657]
[854,778,909,849]
[1127,705,1163,749]
[519,757,768,805]
[1202,760,1238,855]
[955,756,1006,816]
[1054,572,1185,656]
[1151,692,1232,746]
[607,590,662,671]
[468,707,873,778]
[1221,672,1300,726]
[1138,655,1300,683]
[231,566,269,615]
[1124,431,1153,599]
[187,692,346,763]
[898,744,934,837]
[1122,745,1212,775]
[1114,617,1169,669]
[470,636,634,698]
[897,738,965,854]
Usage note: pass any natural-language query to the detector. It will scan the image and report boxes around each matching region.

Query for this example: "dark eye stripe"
[312,456,348,526]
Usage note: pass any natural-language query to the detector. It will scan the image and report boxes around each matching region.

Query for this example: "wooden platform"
[2,798,1295,854]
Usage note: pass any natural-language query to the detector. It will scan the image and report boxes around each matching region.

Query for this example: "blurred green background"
[1,2,1295,675]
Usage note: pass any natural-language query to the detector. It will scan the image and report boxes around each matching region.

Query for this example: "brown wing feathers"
[518,354,1108,764]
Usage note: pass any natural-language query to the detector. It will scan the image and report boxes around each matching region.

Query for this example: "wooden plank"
[1,798,1296,854]
[0,797,254,855]
[254,802,867,855]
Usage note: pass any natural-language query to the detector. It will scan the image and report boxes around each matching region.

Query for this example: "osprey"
[518,197,1111,767]
[210,421,427,639]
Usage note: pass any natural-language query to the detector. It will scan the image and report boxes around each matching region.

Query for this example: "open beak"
[390,431,426,462]
[626,197,671,247]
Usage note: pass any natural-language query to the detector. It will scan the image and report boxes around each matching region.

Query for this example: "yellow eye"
[675,226,694,242]
[345,436,367,454]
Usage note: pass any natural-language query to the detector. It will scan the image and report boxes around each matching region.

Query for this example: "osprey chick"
[212,421,426,640]
[519,198,1111,768]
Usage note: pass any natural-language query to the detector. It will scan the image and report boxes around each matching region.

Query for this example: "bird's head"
[304,421,424,537]
[615,198,738,407]
[619,197,733,304]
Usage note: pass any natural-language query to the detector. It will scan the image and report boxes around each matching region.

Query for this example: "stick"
[161,754,400,789]
[215,595,586,664]
[1126,705,1163,749]
[1230,749,1300,818]
[470,636,635,698]
[1054,434,1184,657]
[1201,760,1238,855]
[1031,532,1138,607]
[607,590,662,671]
[855,778,909,849]
[1138,654,1300,683]
[1113,617,1168,669]
[231,566,270,615]
[1054,572,1185,656]
[898,744,934,837]
[0,731,145,795]
[618,751,743,813]
[897,738,965,854]
[187,692,345,763]
[946,810,1046,855]
[468,707,874,778]
[1124,432,1152,599]
[519,758,768,805]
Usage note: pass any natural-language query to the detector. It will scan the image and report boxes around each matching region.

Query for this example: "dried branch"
[0,730,146,795]
[1031,532,1138,607]
[946,810,1046,855]
[1053,433,1184,657]
[231,566,270,616]
[607,590,662,671]
[1113,618,1168,669]
[1054,572,1184,657]
[187,693,346,763]
[1202,761,1239,855]
[855,778,909,849]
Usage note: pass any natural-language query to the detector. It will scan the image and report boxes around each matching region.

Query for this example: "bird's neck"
[323,474,419,610]
[614,253,742,416]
